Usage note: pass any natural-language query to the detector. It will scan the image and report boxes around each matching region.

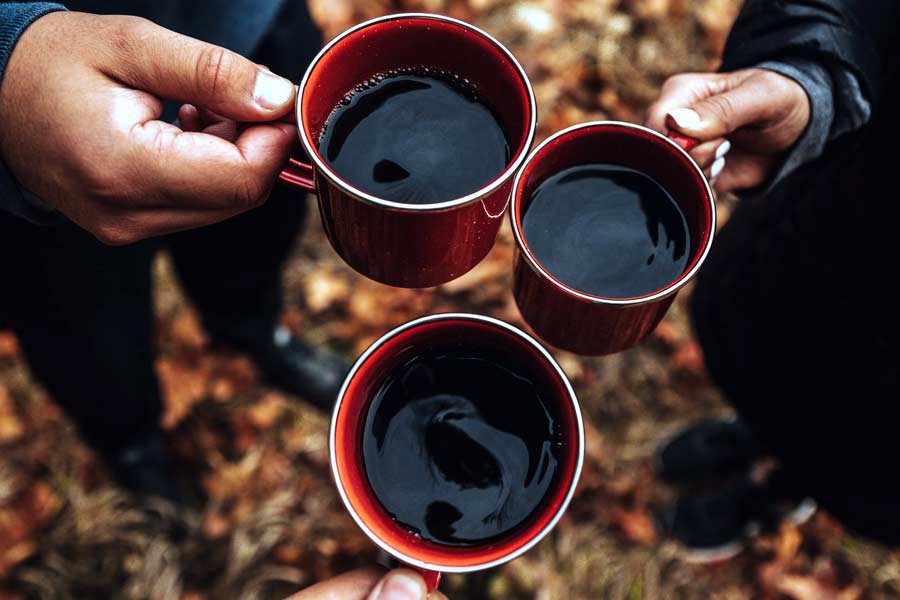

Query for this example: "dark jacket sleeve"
[1,2,68,223]
[720,0,899,195]
[721,0,899,104]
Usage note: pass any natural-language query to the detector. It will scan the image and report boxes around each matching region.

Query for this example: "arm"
[720,0,898,103]
[1,3,67,223]
[645,0,898,194]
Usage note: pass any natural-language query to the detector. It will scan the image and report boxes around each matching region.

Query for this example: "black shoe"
[110,431,184,506]
[654,417,766,484]
[656,474,817,563]
[243,326,349,411]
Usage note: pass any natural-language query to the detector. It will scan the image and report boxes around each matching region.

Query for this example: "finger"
[687,137,728,170]
[90,204,249,244]
[178,104,202,131]
[366,569,428,600]
[125,120,297,210]
[284,566,386,600]
[703,155,726,182]
[191,107,240,141]
[177,105,239,139]
[200,116,240,142]
[644,73,726,133]
[713,149,778,193]
[107,16,296,121]
[664,71,790,140]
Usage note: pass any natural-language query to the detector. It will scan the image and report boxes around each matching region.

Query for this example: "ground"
[3,1,900,599]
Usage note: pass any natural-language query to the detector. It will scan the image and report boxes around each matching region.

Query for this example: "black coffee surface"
[362,346,561,546]
[522,164,690,298]
[318,70,510,205]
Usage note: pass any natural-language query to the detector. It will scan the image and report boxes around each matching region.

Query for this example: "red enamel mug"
[330,313,584,589]
[510,121,714,356]
[279,14,537,288]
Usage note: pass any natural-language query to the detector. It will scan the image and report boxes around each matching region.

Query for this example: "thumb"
[109,17,295,121]
[665,71,778,140]
[366,569,434,600]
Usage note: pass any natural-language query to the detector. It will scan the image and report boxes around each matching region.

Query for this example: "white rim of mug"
[329,312,585,573]
[294,13,538,213]
[510,120,717,306]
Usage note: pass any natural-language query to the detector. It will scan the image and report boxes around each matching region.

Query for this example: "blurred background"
[2,1,900,598]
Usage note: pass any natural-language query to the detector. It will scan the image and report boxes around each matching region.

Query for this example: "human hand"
[284,567,447,600]
[645,69,810,192]
[0,11,298,244]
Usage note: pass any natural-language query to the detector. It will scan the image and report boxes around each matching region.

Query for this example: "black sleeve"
[721,0,899,103]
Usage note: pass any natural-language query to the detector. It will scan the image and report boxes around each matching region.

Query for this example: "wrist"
[748,60,832,196]
[0,3,67,85]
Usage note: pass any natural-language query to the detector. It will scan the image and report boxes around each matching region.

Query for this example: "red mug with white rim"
[510,121,714,356]
[330,313,584,589]
[279,14,537,288]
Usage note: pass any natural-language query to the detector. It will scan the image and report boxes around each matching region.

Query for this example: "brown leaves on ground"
[0,333,18,361]
[0,385,24,446]
[0,482,61,578]
[755,519,862,600]
[3,1,899,599]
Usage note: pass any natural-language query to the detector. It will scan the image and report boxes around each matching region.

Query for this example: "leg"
[0,211,160,457]
[167,182,308,348]
[689,139,900,544]
[168,0,321,347]
[169,187,346,411]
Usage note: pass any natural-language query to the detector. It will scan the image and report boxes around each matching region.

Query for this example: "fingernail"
[667,107,702,129]
[254,70,295,110]
[711,156,726,179]
[376,573,424,600]
[715,140,731,159]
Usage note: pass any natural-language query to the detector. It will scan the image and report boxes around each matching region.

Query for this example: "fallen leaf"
[0,332,19,360]
[610,505,657,545]
[169,309,208,352]
[202,510,231,539]
[275,543,303,565]
[652,320,681,347]
[671,340,706,376]
[247,392,286,430]
[304,270,350,313]
[0,385,25,445]
[759,561,860,600]
[157,356,211,430]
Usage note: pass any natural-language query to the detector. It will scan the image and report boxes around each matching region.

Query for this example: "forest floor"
[3,1,900,598]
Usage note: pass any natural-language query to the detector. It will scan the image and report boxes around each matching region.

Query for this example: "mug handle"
[279,157,317,193]
[413,567,442,591]
[668,133,700,152]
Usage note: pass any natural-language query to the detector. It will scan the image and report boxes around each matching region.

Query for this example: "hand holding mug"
[0,11,298,244]
[285,567,447,600]
[644,68,810,191]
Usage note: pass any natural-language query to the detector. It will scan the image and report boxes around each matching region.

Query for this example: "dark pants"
[0,187,307,456]
[690,75,900,544]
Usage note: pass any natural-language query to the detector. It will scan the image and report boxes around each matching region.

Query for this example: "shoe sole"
[679,539,745,564]
[676,497,817,565]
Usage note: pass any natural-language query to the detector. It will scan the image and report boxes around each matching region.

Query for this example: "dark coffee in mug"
[522,164,690,298]
[362,345,562,547]
[317,68,510,205]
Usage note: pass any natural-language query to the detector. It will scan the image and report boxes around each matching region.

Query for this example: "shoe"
[246,326,349,411]
[110,431,184,506]
[655,474,816,564]
[654,417,766,484]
